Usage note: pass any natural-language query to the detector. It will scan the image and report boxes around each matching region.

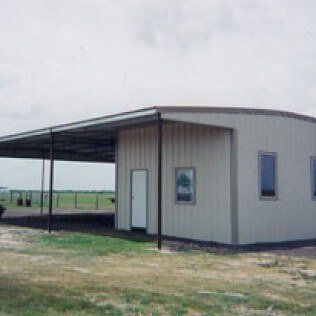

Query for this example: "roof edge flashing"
[52,107,157,133]
[157,106,316,124]
[0,128,51,143]
[0,107,158,144]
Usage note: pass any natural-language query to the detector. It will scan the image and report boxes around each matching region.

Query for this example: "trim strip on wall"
[311,156,316,201]
[157,114,163,250]
[114,134,119,229]
[230,129,239,245]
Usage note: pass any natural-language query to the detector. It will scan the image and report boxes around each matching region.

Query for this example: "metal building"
[0,106,316,246]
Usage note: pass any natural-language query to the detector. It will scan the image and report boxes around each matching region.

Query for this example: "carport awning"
[0,108,158,163]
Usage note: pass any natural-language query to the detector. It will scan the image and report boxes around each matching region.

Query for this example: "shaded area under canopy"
[0,107,158,163]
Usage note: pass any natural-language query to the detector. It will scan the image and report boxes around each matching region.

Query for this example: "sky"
[0,0,315,190]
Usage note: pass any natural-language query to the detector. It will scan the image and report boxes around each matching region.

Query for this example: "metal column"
[40,158,45,216]
[48,131,54,233]
[157,114,163,250]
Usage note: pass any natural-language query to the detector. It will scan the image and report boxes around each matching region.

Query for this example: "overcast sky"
[0,0,315,190]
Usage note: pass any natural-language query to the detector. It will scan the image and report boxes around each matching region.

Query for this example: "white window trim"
[175,167,196,205]
[258,151,278,201]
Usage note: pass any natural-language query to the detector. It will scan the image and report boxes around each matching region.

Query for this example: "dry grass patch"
[0,225,315,315]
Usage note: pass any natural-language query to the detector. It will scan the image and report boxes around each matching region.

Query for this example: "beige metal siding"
[162,123,231,243]
[117,126,158,233]
[162,111,316,244]
[117,122,232,243]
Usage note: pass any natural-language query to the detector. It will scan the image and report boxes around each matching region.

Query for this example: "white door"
[131,170,147,229]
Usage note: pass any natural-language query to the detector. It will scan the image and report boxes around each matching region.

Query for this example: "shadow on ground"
[0,212,154,243]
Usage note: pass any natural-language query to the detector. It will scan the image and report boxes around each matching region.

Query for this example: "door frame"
[130,168,149,231]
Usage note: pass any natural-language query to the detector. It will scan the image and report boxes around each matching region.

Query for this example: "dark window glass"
[260,153,276,198]
[176,168,195,203]
[312,158,316,198]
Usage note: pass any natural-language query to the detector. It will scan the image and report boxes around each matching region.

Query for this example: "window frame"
[311,156,316,201]
[174,167,196,205]
[258,151,278,201]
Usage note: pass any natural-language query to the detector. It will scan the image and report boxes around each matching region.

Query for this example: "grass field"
[2,191,115,211]
[0,225,316,315]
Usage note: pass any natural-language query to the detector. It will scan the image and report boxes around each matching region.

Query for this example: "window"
[311,157,316,199]
[175,168,196,204]
[259,152,277,199]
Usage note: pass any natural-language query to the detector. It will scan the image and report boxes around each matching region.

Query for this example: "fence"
[2,191,115,210]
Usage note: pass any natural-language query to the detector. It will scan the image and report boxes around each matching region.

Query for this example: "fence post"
[56,193,59,208]
[10,191,13,204]
[74,193,77,209]
[45,193,48,208]
[95,194,99,210]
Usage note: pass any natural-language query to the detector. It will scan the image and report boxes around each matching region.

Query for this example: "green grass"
[0,275,122,316]
[39,232,154,256]
[1,277,315,316]
[1,226,316,315]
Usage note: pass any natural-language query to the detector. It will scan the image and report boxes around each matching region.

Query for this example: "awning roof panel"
[0,107,158,163]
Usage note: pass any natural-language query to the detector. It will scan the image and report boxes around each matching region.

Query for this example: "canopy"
[0,108,158,163]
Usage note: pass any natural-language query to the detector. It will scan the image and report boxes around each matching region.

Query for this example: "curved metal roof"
[0,106,314,162]
[157,106,316,124]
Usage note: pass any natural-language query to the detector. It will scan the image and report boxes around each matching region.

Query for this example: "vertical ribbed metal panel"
[162,111,316,244]
[117,122,232,243]
[162,122,231,243]
[117,126,158,233]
